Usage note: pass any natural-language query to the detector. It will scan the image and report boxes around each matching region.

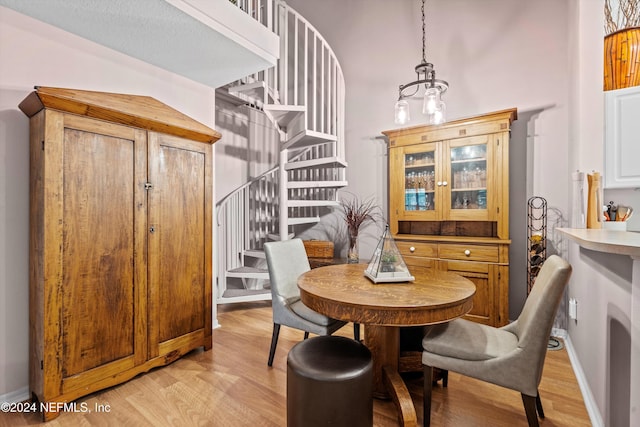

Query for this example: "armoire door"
[147,132,213,358]
[59,114,148,393]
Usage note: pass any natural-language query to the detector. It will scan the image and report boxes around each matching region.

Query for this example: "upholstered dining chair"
[264,238,359,366]
[421,255,572,427]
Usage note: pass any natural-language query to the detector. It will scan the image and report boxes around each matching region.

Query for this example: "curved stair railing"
[218,0,346,304]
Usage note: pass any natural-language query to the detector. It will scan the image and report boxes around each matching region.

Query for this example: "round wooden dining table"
[298,263,476,427]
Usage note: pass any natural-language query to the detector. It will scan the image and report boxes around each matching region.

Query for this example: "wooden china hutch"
[383,108,517,327]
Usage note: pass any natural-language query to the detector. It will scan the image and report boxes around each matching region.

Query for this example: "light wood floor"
[3,301,591,426]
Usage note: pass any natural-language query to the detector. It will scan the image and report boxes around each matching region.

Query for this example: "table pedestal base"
[366,325,419,427]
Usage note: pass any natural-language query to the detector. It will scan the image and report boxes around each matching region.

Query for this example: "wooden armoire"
[19,87,220,420]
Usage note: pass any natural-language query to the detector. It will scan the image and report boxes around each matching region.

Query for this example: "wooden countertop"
[557,228,640,257]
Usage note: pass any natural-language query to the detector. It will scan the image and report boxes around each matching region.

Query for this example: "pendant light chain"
[394,0,449,126]
[421,0,426,64]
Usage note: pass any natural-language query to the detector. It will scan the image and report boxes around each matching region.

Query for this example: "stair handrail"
[217,0,346,303]
[215,146,312,222]
[216,165,278,224]
[231,0,346,160]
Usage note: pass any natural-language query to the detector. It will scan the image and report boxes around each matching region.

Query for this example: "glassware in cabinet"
[449,143,488,211]
[404,150,436,212]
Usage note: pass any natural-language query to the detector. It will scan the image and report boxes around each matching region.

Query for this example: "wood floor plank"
[1,301,591,426]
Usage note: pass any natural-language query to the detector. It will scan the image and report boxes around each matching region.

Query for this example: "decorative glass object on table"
[449,144,487,210]
[404,151,436,212]
[365,225,415,283]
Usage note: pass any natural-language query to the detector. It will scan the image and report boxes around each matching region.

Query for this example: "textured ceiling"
[0,0,278,88]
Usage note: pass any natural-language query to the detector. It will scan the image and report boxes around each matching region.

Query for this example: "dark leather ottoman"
[287,335,373,427]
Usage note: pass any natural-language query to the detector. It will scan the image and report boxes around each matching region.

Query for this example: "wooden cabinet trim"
[382,108,517,148]
[438,243,500,263]
[395,234,511,245]
[19,87,222,143]
[396,241,438,258]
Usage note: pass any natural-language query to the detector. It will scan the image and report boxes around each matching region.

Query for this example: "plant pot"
[604,27,640,91]
[381,262,395,273]
[347,234,359,264]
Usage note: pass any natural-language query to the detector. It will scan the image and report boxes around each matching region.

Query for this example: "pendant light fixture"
[394,0,448,126]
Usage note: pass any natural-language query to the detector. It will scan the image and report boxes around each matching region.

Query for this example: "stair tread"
[285,156,348,170]
[283,129,337,150]
[217,289,272,304]
[244,249,266,258]
[264,104,305,128]
[267,233,296,241]
[228,81,266,104]
[228,266,268,273]
[287,180,348,189]
[226,266,270,279]
[288,216,320,225]
[288,200,340,207]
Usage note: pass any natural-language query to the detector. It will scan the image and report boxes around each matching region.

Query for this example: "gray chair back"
[264,239,311,302]
[509,255,572,382]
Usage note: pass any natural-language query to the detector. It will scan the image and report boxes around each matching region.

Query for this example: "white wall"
[0,6,215,398]
[284,0,571,319]
[568,0,634,424]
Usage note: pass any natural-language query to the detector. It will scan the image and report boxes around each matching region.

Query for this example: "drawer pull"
[410,246,416,253]
[464,249,471,256]
[437,181,442,187]
[442,181,448,186]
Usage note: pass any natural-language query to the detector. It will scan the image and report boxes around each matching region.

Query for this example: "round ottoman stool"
[287,335,373,427]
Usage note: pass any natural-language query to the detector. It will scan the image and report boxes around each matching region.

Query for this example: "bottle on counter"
[571,170,586,228]
[586,171,602,229]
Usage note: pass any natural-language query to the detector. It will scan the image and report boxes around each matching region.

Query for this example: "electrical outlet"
[569,298,578,320]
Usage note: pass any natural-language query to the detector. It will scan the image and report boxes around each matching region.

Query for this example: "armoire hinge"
[144,183,153,190]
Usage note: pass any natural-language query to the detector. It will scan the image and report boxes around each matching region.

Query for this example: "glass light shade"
[394,99,410,125]
[426,100,446,125]
[422,87,441,115]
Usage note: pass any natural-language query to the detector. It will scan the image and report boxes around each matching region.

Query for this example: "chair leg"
[303,331,309,340]
[354,323,360,341]
[521,393,540,427]
[267,323,281,367]
[423,365,433,427]
[535,392,545,419]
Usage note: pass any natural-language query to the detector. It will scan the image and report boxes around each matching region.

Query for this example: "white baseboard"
[0,387,30,404]
[563,335,604,427]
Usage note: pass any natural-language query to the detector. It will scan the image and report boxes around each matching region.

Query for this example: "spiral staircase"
[216,0,347,304]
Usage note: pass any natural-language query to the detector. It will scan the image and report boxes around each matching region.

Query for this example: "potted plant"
[339,192,381,263]
[380,251,397,272]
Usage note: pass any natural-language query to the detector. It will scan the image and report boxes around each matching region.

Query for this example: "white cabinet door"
[605,86,640,188]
